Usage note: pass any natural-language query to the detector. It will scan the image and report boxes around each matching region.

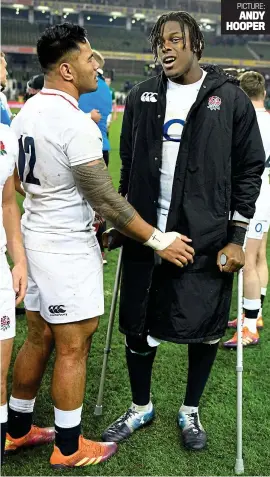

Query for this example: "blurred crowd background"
[1,0,270,109]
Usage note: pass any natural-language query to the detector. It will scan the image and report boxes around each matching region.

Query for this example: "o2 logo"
[163,119,185,143]
[255,223,263,233]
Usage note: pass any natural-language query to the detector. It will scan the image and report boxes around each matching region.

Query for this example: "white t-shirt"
[157,70,207,232]
[254,108,270,219]
[0,123,18,254]
[11,88,103,253]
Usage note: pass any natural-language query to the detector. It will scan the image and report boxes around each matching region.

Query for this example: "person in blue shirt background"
[79,50,112,167]
[0,95,11,126]
[79,50,113,264]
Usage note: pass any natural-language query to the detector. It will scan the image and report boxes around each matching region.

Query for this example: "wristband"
[228,225,246,247]
[144,228,181,251]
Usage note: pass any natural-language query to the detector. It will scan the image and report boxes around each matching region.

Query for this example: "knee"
[56,339,89,361]
[125,335,155,355]
[243,259,256,274]
[257,249,266,264]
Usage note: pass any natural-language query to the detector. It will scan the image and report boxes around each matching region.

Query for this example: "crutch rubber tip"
[94,405,103,416]
[235,458,244,475]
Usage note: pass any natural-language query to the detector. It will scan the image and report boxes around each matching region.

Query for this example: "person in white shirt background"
[0,51,27,465]
[225,71,270,347]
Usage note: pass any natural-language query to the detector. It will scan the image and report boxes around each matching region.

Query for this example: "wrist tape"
[144,228,181,251]
[228,225,246,247]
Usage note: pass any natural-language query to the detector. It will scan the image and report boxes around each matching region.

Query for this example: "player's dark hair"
[37,23,87,73]
[149,11,204,62]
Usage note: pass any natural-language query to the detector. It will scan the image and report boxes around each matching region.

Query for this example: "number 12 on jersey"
[18,135,40,185]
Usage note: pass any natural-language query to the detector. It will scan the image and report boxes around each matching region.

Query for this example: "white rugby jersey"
[0,123,18,254]
[11,88,103,253]
[254,108,270,219]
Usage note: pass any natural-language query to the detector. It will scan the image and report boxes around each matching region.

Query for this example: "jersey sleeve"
[64,114,103,167]
[0,126,19,176]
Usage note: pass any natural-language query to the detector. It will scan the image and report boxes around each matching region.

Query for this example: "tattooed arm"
[72,158,153,241]
[71,159,195,265]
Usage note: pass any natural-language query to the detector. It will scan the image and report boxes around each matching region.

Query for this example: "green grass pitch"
[3,113,270,476]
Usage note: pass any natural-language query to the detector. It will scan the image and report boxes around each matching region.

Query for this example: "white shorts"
[0,253,16,341]
[24,243,104,324]
[247,219,269,240]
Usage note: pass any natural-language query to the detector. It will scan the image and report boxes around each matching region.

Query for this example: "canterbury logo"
[48,305,66,315]
[140,92,158,103]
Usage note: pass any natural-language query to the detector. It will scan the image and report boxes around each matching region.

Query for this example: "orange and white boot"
[5,425,55,454]
[223,326,260,348]
[50,435,117,469]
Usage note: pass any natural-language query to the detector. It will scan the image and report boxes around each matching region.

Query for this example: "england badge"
[207,96,221,111]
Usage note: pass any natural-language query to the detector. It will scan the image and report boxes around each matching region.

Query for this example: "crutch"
[235,264,244,475]
[94,247,123,416]
[221,252,245,475]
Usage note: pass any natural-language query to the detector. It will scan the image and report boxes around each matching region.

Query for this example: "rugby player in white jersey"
[7,23,194,468]
[225,71,270,347]
[0,52,27,464]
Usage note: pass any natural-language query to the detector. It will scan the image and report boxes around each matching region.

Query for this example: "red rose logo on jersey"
[1,316,10,331]
[207,96,221,111]
[0,141,7,156]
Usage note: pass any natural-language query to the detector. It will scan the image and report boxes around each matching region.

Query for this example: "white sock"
[261,287,267,296]
[9,396,36,413]
[243,298,261,311]
[54,406,82,429]
[0,404,8,424]
[243,298,260,333]
[179,404,198,415]
[132,402,153,413]
[243,318,258,333]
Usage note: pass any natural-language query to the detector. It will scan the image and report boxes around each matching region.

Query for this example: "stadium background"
[1,0,270,475]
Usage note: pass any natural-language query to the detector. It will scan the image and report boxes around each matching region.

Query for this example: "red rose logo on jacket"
[1,315,10,331]
[0,141,7,156]
[207,96,221,111]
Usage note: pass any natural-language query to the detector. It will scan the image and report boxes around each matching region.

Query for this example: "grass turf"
[3,113,270,476]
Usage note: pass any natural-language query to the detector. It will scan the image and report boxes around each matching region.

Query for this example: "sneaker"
[223,326,260,348]
[102,252,107,265]
[178,409,207,451]
[102,405,155,443]
[50,435,117,469]
[227,314,244,329]
[5,425,55,454]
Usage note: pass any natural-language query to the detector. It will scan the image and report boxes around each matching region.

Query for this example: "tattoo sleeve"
[71,159,136,231]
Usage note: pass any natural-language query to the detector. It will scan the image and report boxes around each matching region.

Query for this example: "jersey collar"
[40,88,79,109]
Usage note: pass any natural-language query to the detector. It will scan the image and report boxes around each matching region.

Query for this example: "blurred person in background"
[0,53,12,127]
[79,50,113,265]
[0,50,27,465]
[105,76,117,122]
[225,71,270,347]
[24,74,44,101]
[0,90,13,125]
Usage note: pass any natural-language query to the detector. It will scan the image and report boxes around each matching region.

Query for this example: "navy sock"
[126,346,156,406]
[184,342,219,407]
[55,423,81,456]
[8,407,32,438]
